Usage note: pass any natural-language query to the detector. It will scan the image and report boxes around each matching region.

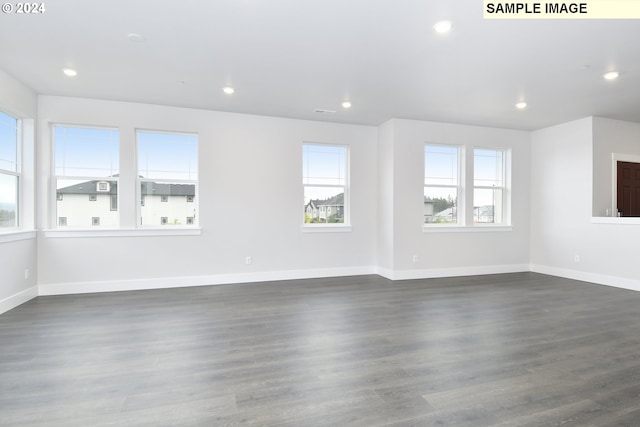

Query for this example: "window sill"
[0,230,37,243]
[301,225,352,233]
[43,227,202,238]
[591,217,640,225]
[423,225,513,233]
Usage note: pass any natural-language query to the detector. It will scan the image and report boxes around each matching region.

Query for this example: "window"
[137,131,198,227]
[303,143,348,225]
[0,111,19,228]
[424,143,511,228]
[424,144,460,224]
[474,148,507,224]
[54,126,119,228]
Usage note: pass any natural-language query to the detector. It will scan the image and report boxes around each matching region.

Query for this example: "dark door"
[617,161,640,217]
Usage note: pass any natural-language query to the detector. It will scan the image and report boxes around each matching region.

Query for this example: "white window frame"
[473,147,511,226]
[136,129,198,229]
[302,142,351,232]
[0,110,21,230]
[423,143,464,227]
[44,125,201,238]
[423,142,512,232]
[51,124,120,229]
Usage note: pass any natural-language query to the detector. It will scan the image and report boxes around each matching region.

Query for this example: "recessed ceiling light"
[433,20,453,34]
[127,33,145,42]
[603,71,619,80]
[63,68,77,77]
[515,102,527,109]
[223,86,235,95]
[342,101,352,109]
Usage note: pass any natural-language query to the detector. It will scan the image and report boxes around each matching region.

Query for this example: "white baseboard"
[0,286,38,315]
[377,264,530,281]
[376,267,394,280]
[38,265,378,296]
[32,263,640,298]
[530,264,640,292]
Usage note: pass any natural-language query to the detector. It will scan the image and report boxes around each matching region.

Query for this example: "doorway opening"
[617,161,640,217]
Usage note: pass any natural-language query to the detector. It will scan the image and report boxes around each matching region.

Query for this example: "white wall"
[531,117,640,290]
[592,117,640,216]
[37,96,378,293]
[0,70,38,314]
[1,80,637,306]
[377,120,395,272]
[378,119,531,279]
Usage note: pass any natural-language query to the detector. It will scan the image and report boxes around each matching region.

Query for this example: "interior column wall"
[379,118,531,280]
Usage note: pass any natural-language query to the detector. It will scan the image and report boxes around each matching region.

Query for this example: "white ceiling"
[1,0,639,130]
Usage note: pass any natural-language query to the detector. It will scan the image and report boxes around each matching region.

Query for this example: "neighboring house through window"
[137,130,198,227]
[303,143,348,225]
[53,125,119,228]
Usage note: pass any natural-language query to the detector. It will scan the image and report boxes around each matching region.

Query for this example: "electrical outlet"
[574,255,581,263]
[24,268,30,280]
[245,256,252,265]
[412,255,419,263]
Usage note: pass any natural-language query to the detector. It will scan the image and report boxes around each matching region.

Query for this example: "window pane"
[140,181,197,226]
[424,187,457,224]
[474,149,503,187]
[425,145,458,186]
[0,111,18,173]
[54,126,119,177]
[137,132,198,180]
[303,144,346,185]
[304,187,345,224]
[0,173,17,228]
[56,179,118,227]
[474,188,503,224]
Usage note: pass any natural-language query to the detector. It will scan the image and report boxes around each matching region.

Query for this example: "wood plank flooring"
[2,272,640,426]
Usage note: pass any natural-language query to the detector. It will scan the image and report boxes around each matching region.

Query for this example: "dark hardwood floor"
[2,272,640,426]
